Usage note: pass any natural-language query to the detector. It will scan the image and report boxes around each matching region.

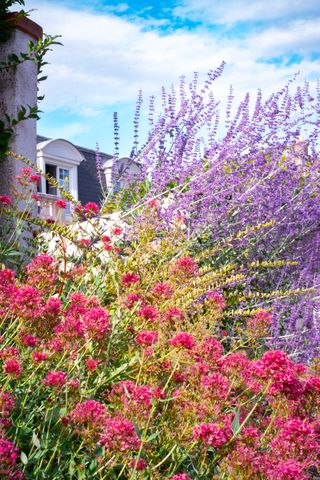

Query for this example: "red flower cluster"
[121,273,140,288]
[171,256,198,276]
[0,434,22,479]
[98,416,141,452]
[84,202,100,216]
[169,475,192,480]
[124,293,143,309]
[170,332,196,350]
[206,290,226,311]
[54,199,67,209]
[0,195,13,207]
[135,330,158,346]
[151,282,173,298]
[43,370,66,388]
[139,305,159,321]
[193,420,233,448]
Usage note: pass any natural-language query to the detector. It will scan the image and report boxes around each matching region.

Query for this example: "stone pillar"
[0,15,43,196]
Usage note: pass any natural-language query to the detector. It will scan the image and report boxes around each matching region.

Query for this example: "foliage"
[1,164,320,477]
[0,1,26,42]
[113,68,320,360]
[1,193,320,478]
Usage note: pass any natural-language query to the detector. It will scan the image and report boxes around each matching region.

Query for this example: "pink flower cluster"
[135,330,158,346]
[0,434,22,479]
[193,420,233,447]
[43,370,66,388]
[121,273,140,288]
[170,332,196,350]
[206,290,226,311]
[98,416,141,452]
[171,256,198,276]
[151,282,173,298]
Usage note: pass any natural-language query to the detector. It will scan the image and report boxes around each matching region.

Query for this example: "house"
[35,135,142,223]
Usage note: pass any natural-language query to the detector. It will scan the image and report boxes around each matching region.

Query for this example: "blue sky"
[27,0,320,155]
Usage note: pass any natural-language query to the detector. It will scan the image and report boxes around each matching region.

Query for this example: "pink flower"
[170,332,196,350]
[109,381,165,420]
[121,273,140,288]
[68,379,80,390]
[79,238,91,247]
[101,235,111,243]
[54,199,67,209]
[135,330,158,346]
[206,291,226,311]
[112,227,122,235]
[253,350,292,380]
[193,421,232,447]
[82,307,111,340]
[3,359,22,378]
[201,372,230,399]
[69,400,106,428]
[84,202,100,216]
[152,282,173,298]
[0,269,15,287]
[169,475,192,480]
[20,167,32,177]
[266,459,306,480]
[124,293,143,309]
[86,357,99,371]
[43,370,66,388]
[30,174,41,184]
[148,199,160,207]
[164,307,185,322]
[98,416,141,452]
[130,458,147,471]
[139,305,159,321]
[196,337,223,363]
[32,352,47,362]
[31,193,40,202]
[0,434,19,468]
[0,392,16,417]
[20,333,39,348]
[171,256,198,276]
[0,195,13,206]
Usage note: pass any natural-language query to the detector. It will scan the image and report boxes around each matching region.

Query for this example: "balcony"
[37,193,70,224]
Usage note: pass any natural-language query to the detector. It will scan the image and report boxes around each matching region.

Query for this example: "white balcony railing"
[37,193,69,224]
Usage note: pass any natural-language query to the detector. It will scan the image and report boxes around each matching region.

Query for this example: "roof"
[36,135,113,206]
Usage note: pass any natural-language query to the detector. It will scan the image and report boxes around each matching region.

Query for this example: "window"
[58,168,70,214]
[37,139,84,221]
[45,164,57,195]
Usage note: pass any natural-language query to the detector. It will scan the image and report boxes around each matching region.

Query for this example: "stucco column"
[0,15,43,196]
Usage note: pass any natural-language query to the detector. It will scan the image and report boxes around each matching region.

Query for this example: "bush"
[0,207,320,479]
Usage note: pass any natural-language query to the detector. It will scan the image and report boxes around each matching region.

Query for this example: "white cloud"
[174,0,319,25]
[26,1,319,127]
[42,122,91,140]
[245,19,320,56]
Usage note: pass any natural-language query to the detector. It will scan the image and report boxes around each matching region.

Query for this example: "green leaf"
[231,409,240,434]
[32,431,41,448]
[145,431,160,443]
[21,451,28,465]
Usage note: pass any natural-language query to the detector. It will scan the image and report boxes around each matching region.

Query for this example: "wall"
[0,16,43,196]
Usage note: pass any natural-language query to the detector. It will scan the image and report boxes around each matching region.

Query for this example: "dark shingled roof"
[37,135,113,206]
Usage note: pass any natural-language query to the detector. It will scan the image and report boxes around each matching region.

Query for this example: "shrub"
[0,208,319,479]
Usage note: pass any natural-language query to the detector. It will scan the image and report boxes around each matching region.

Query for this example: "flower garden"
[1,60,320,479]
